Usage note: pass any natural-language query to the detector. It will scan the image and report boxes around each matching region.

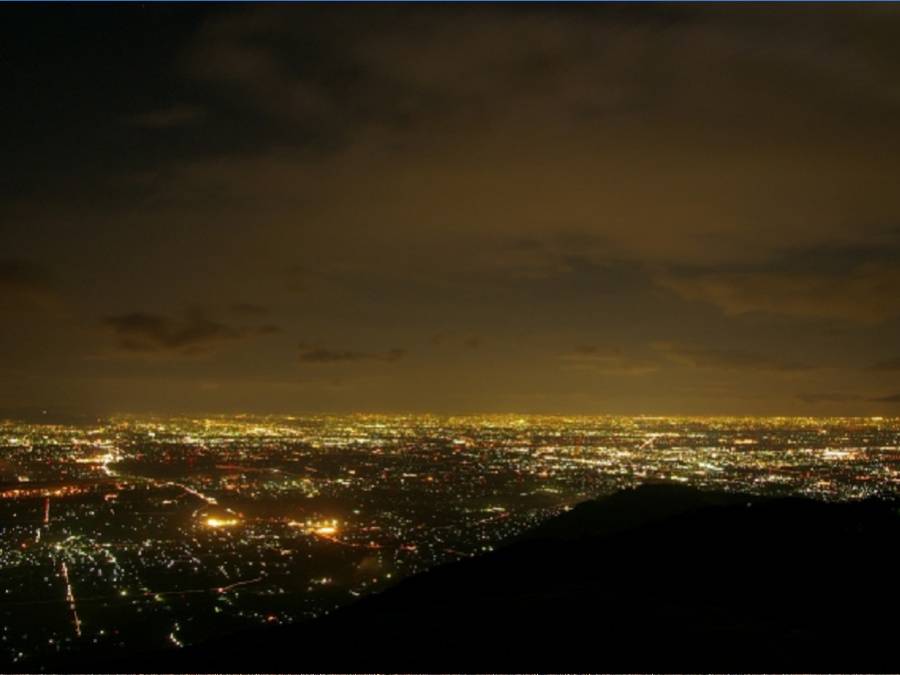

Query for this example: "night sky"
[3,3,900,417]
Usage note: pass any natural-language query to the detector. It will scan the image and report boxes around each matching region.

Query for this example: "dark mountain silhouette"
[62,484,900,672]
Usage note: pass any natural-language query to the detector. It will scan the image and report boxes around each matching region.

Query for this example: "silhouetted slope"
[520,481,751,540]
[71,484,900,672]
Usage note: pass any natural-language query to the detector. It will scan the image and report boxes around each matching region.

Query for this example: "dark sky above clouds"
[4,3,900,416]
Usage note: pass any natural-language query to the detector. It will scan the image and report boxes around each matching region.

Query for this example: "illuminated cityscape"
[4,4,900,668]
[1,413,898,666]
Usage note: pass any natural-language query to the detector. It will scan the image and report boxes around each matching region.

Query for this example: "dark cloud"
[797,392,865,404]
[103,312,273,356]
[870,393,900,403]
[658,246,900,322]
[869,357,900,371]
[182,6,900,158]
[654,342,815,373]
[298,345,407,364]
[660,264,900,322]
[463,336,481,350]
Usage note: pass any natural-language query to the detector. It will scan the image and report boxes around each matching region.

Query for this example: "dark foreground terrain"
[57,484,900,672]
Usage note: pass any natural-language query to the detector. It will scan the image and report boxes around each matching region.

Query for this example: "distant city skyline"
[4,4,900,415]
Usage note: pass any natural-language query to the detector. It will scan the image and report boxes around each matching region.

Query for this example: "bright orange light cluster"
[206,517,239,528]
[287,518,339,536]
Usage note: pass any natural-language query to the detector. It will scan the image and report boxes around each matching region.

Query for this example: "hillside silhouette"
[66,484,900,672]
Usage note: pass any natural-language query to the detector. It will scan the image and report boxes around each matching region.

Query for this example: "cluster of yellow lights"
[206,517,240,528]
[287,518,339,536]
[74,451,119,464]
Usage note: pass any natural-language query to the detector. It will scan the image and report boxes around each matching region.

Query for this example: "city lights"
[205,517,240,529]
[0,413,898,667]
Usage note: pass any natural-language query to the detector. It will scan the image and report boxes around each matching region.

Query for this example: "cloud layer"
[298,345,407,364]
[3,5,900,414]
[104,312,276,356]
